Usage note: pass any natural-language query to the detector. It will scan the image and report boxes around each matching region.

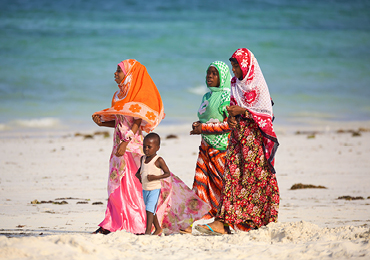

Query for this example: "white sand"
[0,122,370,259]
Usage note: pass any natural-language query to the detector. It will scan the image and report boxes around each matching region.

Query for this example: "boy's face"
[230,61,243,80]
[143,138,160,157]
[114,65,126,84]
[206,66,220,87]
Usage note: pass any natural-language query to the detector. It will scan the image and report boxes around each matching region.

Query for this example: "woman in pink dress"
[92,59,210,235]
[92,59,164,234]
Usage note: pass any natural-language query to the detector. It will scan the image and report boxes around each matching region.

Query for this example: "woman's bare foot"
[153,227,163,236]
[92,227,111,235]
[199,220,228,234]
[179,226,192,234]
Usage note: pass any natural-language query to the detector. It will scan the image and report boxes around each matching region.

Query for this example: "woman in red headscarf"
[92,59,164,234]
[196,48,280,235]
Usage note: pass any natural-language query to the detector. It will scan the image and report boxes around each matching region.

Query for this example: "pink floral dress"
[99,115,210,235]
[99,115,146,234]
[157,173,211,235]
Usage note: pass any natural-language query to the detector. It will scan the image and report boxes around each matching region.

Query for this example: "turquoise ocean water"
[0,0,369,132]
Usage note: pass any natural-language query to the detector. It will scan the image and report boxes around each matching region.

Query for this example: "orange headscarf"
[94,59,164,132]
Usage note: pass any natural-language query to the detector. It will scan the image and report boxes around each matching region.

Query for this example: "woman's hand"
[226,106,246,117]
[92,114,102,126]
[147,174,155,182]
[92,115,115,127]
[115,141,128,157]
[115,118,141,157]
[227,116,238,128]
[190,121,202,135]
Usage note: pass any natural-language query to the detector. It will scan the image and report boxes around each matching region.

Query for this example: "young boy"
[135,132,170,235]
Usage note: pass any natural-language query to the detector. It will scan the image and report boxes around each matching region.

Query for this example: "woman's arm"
[115,118,143,157]
[226,105,247,117]
[92,114,115,128]
[201,119,230,134]
[130,118,142,134]
[226,106,252,128]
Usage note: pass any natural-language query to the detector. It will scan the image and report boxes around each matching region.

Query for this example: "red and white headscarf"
[230,48,279,172]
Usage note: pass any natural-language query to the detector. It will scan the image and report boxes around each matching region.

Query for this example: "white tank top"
[141,155,162,190]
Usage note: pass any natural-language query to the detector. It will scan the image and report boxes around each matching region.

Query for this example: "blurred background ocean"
[0,0,369,133]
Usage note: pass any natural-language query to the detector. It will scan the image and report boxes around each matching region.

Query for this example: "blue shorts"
[142,189,160,214]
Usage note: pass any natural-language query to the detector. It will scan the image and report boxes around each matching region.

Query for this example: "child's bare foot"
[152,227,163,236]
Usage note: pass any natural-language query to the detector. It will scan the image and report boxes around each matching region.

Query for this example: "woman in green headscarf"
[182,61,231,234]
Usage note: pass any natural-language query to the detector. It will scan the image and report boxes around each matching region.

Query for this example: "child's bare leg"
[152,214,162,235]
[145,211,154,235]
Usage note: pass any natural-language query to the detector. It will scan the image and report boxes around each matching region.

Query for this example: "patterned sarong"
[216,116,280,232]
[192,140,227,219]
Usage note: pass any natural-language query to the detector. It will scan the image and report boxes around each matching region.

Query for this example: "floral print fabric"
[107,114,143,196]
[156,173,211,235]
[100,115,209,234]
[99,114,146,233]
[230,48,279,173]
[216,116,280,231]
[192,139,226,220]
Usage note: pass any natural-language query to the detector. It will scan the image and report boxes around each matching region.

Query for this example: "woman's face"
[230,61,243,80]
[206,66,220,87]
[114,65,126,84]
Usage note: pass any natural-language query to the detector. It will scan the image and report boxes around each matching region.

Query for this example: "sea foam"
[11,117,61,129]
[187,85,207,96]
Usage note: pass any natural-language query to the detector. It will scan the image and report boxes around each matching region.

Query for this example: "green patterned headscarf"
[197,61,231,150]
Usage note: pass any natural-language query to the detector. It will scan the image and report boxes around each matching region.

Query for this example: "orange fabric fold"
[94,59,165,133]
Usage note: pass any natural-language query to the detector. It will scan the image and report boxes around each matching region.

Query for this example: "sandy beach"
[0,122,370,259]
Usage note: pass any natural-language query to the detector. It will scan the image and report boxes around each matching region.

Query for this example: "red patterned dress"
[216,113,279,231]
[214,48,280,232]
